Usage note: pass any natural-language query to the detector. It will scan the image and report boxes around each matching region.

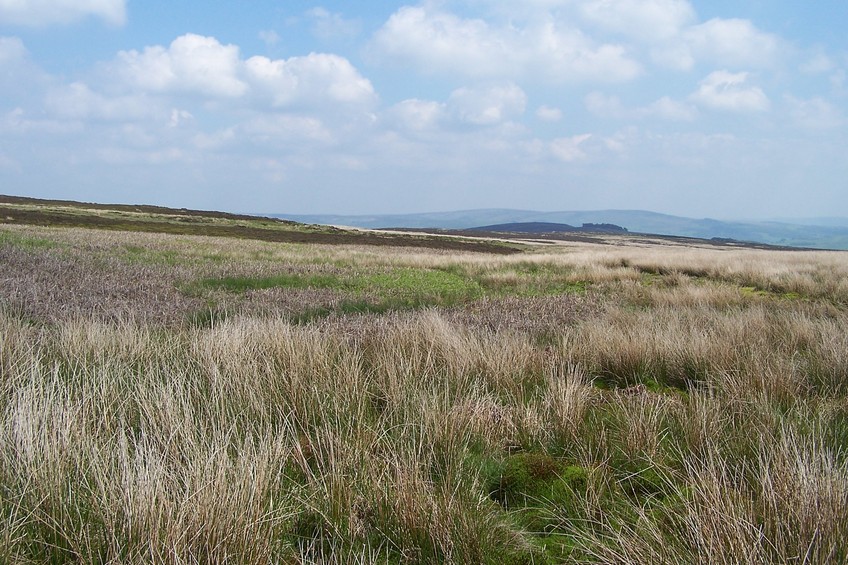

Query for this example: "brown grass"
[1,222,847,563]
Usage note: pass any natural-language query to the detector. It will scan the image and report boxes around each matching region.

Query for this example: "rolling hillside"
[278,209,848,250]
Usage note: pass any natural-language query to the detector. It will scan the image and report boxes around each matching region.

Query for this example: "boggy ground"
[1,222,847,564]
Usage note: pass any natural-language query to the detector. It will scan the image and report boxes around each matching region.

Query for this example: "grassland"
[0,195,517,255]
[1,211,847,564]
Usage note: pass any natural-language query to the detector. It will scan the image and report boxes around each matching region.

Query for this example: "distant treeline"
[581,223,628,233]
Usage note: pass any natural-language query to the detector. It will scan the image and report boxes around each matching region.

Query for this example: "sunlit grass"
[1,222,847,563]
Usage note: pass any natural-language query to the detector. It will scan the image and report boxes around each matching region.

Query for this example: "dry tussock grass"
[1,222,847,563]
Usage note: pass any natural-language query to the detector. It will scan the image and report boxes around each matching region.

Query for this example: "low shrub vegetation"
[0,222,846,563]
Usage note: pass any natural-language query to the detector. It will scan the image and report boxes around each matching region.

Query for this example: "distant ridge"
[468,222,628,234]
[277,209,848,250]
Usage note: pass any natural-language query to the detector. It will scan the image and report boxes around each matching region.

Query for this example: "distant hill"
[468,222,628,234]
[277,209,848,250]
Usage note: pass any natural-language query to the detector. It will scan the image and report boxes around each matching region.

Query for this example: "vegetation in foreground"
[1,221,847,564]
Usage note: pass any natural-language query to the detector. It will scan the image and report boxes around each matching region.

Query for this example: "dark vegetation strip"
[0,202,520,255]
[0,193,281,222]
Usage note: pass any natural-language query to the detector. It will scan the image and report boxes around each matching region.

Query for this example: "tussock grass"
[1,223,847,563]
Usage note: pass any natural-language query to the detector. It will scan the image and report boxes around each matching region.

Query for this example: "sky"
[1,1,847,219]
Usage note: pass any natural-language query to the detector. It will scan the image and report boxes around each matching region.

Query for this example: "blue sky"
[1,1,846,219]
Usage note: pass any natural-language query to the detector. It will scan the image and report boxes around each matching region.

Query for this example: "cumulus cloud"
[0,0,125,27]
[644,16,781,71]
[690,71,770,112]
[369,4,780,80]
[551,134,592,162]
[111,34,376,112]
[369,6,641,83]
[684,18,780,69]
[117,34,248,98]
[245,53,376,108]
[579,0,696,42]
[370,7,515,76]
[447,84,527,126]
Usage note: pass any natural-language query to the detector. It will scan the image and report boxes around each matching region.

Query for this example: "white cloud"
[245,52,376,108]
[0,0,125,27]
[801,53,834,74]
[95,146,187,165]
[387,99,446,131]
[306,8,361,41]
[0,36,52,98]
[551,134,591,162]
[258,30,280,47]
[241,115,335,144]
[690,70,770,113]
[586,92,698,121]
[370,7,512,76]
[192,128,235,150]
[641,96,698,121]
[370,6,641,83]
[447,84,527,126]
[579,0,696,42]
[117,34,248,97]
[168,109,193,128]
[585,91,626,118]
[647,17,780,71]
[649,42,695,71]
[0,35,26,63]
[45,82,161,121]
[536,105,563,122]
[112,34,376,112]
[684,18,780,69]
[1,107,81,135]
[784,96,844,129]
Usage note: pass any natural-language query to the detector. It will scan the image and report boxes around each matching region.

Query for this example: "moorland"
[1,196,846,564]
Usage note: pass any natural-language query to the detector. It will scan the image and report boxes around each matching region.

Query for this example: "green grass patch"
[360,268,484,305]
[485,452,589,508]
[121,244,185,266]
[196,273,342,293]
[482,452,592,561]
[740,286,803,301]
[475,263,590,297]
[188,267,486,319]
[0,229,58,249]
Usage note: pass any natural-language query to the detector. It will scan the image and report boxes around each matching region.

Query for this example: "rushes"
[3,305,845,563]
[1,224,847,562]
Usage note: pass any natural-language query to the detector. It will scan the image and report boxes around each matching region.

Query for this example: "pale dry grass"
[1,223,847,563]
